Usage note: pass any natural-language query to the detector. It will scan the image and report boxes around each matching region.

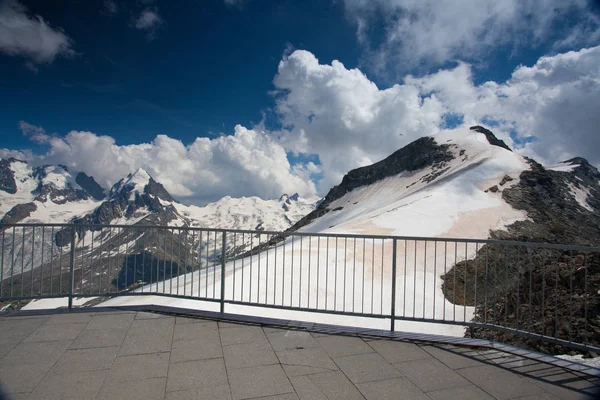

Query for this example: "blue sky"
[1,0,599,204]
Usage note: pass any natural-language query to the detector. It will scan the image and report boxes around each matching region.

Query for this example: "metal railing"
[1,223,599,353]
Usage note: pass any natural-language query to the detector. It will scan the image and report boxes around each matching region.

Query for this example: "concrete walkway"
[0,311,598,400]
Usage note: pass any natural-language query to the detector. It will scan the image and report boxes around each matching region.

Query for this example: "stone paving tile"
[228,364,294,400]
[69,328,128,349]
[276,347,338,374]
[525,372,600,400]
[85,313,135,330]
[105,352,170,383]
[393,358,470,393]
[97,377,167,400]
[512,394,562,400]
[367,339,432,364]
[334,352,402,384]
[265,329,320,351]
[170,336,223,363]
[356,377,430,400]
[219,325,268,346]
[421,345,491,369]
[23,322,86,342]
[457,363,547,400]
[303,371,365,400]
[0,362,56,394]
[48,346,119,375]
[253,394,299,399]
[287,376,328,400]
[28,369,108,400]
[316,335,373,358]
[223,340,279,369]
[173,321,219,341]
[0,340,72,368]
[119,319,174,356]
[426,384,495,400]
[45,312,95,325]
[166,358,228,393]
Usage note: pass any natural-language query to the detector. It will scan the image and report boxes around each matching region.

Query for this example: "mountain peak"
[469,125,512,152]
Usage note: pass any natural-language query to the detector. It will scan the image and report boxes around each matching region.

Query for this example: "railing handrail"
[2,222,599,252]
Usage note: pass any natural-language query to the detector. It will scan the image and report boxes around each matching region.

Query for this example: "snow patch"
[567,183,594,212]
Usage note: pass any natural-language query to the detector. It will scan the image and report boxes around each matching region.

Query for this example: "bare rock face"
[290,136,455,231]
[469,125,512,152]
[1,202,37,225]
[76,172,106,200]
[0,158,19,194]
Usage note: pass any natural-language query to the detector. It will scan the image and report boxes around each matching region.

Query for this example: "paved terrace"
[0,310,599,400]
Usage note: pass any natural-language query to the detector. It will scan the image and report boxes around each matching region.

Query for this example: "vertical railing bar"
[154,227,159,293]
[21,227,25,297]
[266,234,270,304]
[413,240,417,318]
[555,250,559,339]
[170,228,174,295]
[290,235,294,307]
[250,234,254,303]
[40,227,44,296]
[68,225,75,310]
[258,234,262,304]
[493,245,498,326]
[233,232,236,301]
[178,229,182,296]
[205,231,209,299]
[403,239,407,317]
[89,230,94,295]
[362,238,366,313]
[433,241,437,319]
[504,246,509,328]
[584,252,588,343]
[380,239,384,315]
[484,244,488,325]
[242,233,245,302]
[528,248,533,333]
[99,228,104,294]
[316,236,320,309]
[0,228,5,298]
[140,230,145,294]
[108,227,113,294]
[474,242,479,326]
[50,226,54,295]
[273,234,277,305]
[162,228,167,293]
[423,241,427,318]
[344,237,347,312]
[569,249,573,342]
[123,229,130,293]
[350,238,356,313]
[190,230,196,297]
[30,227,34,297]
[371,238,375,314]
[334,237,338,311]
[443,241,447,321]
[213,231,217,299]
[516,247,521,331]
[282,234,285,306]
[220,231,226,313]
[464,242,467,323]
[308,236,312,308]
[453,241,457,322]
[391,238,397,331]
[299,236,303,308]
[352,238,356,313]
[541,250,546,338]
[325,236,329,310]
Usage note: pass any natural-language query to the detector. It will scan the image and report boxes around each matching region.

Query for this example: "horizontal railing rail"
[1,223,598,354]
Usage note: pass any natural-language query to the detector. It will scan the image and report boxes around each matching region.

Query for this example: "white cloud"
[0,0,75,66]
[273,47,600,192]
[134,7,163,38]
[342,0,599,74]
[5,124,317,205]
[18,120,50,144]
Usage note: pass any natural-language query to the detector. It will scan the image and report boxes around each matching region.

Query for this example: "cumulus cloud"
[0,0,75,66]
[133,7,163,38]
[5,125,317,205]
[18,120,50,144]
[273,47,600,191]
[342,0,599,74]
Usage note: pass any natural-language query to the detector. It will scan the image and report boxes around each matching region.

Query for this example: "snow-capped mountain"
[0,158,105,225]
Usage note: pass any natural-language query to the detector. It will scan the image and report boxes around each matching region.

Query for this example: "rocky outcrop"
[1,202,37,225]
[443,156,600,353]
[0,158,18,194]
[289,136,455,231]
[470,125,512,152]
[32,165,103,204]
[76,172,105,200]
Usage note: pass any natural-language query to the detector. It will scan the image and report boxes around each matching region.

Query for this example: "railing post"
[391,238,397,331]
[220,231,227,314]
[68,225,76,310]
